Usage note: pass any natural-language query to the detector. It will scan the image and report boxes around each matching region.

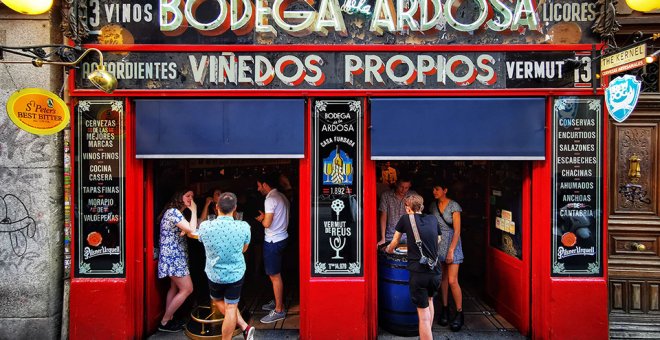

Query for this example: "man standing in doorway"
[378,176,416,245]
[198,192,255,340]
[256,173,290,323]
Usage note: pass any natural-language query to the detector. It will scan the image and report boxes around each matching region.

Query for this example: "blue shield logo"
[605,75,641,123]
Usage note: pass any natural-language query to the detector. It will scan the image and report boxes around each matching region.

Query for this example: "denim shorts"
[208,276,244,305]
[263,238,288,276]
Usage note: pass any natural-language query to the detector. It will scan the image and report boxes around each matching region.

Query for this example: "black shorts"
[208,276,244,304]
[408,271,441,308]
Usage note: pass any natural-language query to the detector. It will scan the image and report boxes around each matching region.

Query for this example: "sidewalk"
[149,286,527,339]
[149,328,525,339]
[148,329,298,340]
[149,325,527,339]
[149,280,526,339]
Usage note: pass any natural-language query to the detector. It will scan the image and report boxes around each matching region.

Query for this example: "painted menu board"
[552,97,602,276]
[75,100,125,277]
[312,99,363,276]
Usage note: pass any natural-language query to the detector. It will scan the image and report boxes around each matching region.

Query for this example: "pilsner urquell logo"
[323,145,353,185]
[606,74,641,123]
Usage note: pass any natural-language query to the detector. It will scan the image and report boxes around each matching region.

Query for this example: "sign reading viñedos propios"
[6,88,70,135]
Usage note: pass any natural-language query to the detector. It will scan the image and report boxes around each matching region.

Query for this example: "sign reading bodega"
[160,0,540,36]
[86,0,599,45]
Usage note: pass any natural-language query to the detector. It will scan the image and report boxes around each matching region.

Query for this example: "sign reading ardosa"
[552,97,602,277]
[75,100,125,277]
[75,51,595,90]
[312,99,363,276]
[84,0,599,45]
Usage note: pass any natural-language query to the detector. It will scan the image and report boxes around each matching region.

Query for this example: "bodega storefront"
[68,0,609,339]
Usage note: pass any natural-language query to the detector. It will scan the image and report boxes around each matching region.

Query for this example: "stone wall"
[0,9,63,340]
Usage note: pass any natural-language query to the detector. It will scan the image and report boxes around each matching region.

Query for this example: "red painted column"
[547,279,608,339]
[69,99,144,339]
[299,99,312,338]
[363,97,379,339]
[531,96,608,340]
[301,98,377,339]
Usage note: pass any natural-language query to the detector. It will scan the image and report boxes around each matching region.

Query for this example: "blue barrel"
[378,247,419,337]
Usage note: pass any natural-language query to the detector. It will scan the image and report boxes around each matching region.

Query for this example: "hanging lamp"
[1,0,53,15]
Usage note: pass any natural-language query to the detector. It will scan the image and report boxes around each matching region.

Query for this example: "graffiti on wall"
[0,194,36,256]
[0,103,57,277]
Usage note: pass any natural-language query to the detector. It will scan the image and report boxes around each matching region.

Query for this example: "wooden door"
[486,162,530,335]
[608,102,660,338]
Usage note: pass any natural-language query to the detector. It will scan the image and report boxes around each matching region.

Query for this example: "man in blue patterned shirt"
[198,192,254,340]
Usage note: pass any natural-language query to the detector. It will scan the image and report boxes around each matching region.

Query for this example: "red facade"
[68,1,610,338]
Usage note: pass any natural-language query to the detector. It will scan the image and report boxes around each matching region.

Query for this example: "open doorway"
[145,158,301,335]
[376,160,529,335]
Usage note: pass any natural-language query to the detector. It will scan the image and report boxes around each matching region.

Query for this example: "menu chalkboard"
[75,100,125,277]
[552,97,602,276]
[312,99,363,276]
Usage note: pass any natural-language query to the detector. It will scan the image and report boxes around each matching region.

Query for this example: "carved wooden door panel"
[609,104,660,339]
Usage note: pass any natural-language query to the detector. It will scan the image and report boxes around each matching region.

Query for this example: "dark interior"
[151,159,301,330]
[377,160,524,301]
[149,158,525,333]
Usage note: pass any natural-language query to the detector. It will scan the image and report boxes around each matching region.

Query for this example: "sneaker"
[260,309,286,324]
[158,319,183,333]
[261,299,276,311]
[243,325,255,340]
[174,318,188,328]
